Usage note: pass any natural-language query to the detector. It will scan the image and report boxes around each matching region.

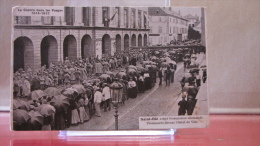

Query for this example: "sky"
[172,7,202,18]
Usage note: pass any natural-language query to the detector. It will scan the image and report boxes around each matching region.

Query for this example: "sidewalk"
[193,82,208,115]
[166,53,207,116]
[193,56,208,115]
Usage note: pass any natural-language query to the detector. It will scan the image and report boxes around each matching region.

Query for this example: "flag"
[110,11,118,21]
[143,13,150,22]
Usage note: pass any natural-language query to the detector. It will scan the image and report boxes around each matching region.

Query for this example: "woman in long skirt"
[42,115,52,130]
[138,74,144,93]
[70,100,80,125]
[54,110,66,130]
[128,78,137,98]
[78,97,89,123]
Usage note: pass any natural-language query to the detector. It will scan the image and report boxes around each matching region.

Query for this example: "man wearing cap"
[158,67,163,86]
[39,73,45,90]
[102,83,111,112]
[63,71,71,88]
[44,72,52,89]
[165,67,171,86]
[186,95,196,115]
[30,73,41,91]
[21,76,31,99]
[94,87,102,117]
[178,94,187,116]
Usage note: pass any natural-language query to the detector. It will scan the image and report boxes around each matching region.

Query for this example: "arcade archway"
[13,37,34,72]
[131,34,136,47]
[102,34,111,55]
[138,34,142,47]
[81,35,93,59]
[63,35,77,60]
[144,34,148,46]
[124,34,130,52]
[116,34,121,53]
[40,35,58,68]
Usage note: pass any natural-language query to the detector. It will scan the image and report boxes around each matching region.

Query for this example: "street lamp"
[109,78,123,130]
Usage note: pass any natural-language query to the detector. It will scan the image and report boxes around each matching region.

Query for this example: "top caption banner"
[13,6,64,16]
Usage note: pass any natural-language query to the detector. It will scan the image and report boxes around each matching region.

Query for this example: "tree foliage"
[188,25,201,40]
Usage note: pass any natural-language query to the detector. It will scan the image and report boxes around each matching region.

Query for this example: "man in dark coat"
[188,86,198,100]
[131,57,137,66]
[178,95,187,115]
[186,95,195,115]
[202,70,207,83]
[165,67,171,86]
[170,68,175,83]
[158,68,163,86]
[30,73,41,91]
[188,75,196,86]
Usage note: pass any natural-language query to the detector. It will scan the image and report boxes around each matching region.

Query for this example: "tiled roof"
[184,14,197,19]
[148,7,168,16]
[148,7,188,21]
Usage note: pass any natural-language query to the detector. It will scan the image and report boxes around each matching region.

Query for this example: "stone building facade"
[13,7,149,72]
[148,7,188,46]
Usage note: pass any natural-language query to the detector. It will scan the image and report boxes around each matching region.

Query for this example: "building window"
[138,11,141,28]
[158,27,162,33]
[41,16,54,25]
[65,7,74,25]
[170,27,171,33]
[15,16,31,24]
[83,7,91,26]
[131,9,136,28]
[124,8,128,28]
[102,7,109,27]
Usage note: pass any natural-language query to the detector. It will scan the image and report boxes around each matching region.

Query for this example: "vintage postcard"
[11,6,208,131]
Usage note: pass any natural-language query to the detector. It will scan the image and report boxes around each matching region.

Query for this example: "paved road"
[66,53,206,130]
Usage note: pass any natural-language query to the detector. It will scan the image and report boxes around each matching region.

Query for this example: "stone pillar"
[77,30,81,59]
[60,11,67,25]
[96,7,103,27]
[95,39,102,59]
[111,38,116,56]
[56,32,62,63]
[32,37,41,71]
[135,9,138,29]
[119,7,124,28]
[141,10,144,29]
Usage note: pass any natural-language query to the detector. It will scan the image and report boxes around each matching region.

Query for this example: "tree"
[188,25,201,40]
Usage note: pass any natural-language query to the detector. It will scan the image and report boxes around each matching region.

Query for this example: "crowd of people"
[13,43,206,131]
[178,50,207,116]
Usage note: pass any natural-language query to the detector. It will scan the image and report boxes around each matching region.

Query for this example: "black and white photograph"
[11,6,208,131]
